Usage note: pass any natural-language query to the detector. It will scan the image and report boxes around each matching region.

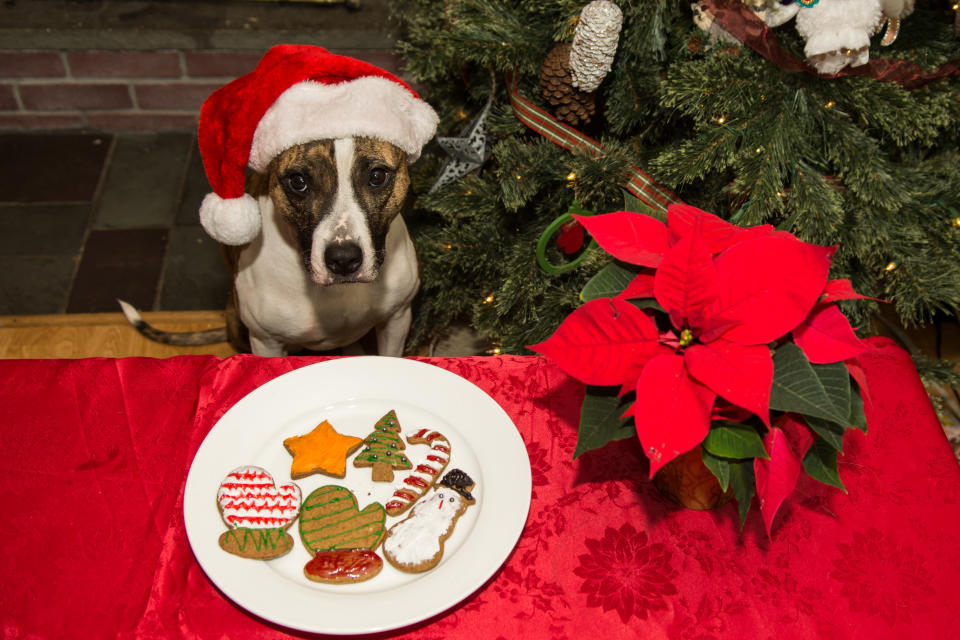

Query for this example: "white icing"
[383,488,467,565]
[217,465,301,529]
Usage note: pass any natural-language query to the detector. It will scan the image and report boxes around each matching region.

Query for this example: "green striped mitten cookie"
[299,485,387,553]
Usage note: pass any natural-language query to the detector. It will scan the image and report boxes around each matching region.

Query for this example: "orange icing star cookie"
[283,420,363,479]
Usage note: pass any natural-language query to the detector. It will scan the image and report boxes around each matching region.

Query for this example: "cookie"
[283,420,363,479]
[216,465,302,559]
[304,549,384,584]
[299,485,387,553]
[382,469,476,573]
[352,410,413,482]
[384,429,451,516]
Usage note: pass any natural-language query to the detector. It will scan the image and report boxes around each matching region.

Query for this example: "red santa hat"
[197,44,439,245]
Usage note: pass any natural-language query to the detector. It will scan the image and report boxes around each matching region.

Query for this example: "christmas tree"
[393,0,960,379]
[353,410,413,482]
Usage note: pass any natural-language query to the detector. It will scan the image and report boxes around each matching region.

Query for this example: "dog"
[120,135,419,357]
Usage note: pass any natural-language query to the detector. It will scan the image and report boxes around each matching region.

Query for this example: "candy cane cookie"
[384,429,451,516]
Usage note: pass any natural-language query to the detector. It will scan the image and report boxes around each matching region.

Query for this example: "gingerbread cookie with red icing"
[216,465,302,559]
[384,428,451,516]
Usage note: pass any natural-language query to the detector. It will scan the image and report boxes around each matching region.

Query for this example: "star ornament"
[283,420,363,479]
[428,97,493,193]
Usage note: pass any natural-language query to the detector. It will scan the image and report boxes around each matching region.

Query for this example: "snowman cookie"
[382,469,476,573]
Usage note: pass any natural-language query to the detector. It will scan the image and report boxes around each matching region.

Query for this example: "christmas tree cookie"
[352,410,413,482]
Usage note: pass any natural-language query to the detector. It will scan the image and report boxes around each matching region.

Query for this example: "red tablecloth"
[2,337,959,639]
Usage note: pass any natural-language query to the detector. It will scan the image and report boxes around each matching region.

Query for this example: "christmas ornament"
[428,92,493,193]
[197,45,438,245]
[569,0,624,93]
[795,0,882,75]
[540,42,596,126]
[877,0,914,46]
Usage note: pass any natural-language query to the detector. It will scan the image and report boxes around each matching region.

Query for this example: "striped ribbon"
[505,71,682,213]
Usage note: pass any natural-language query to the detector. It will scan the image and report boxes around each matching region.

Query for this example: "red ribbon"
[702,0,960,89]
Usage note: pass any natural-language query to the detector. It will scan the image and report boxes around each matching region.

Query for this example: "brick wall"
[0,49,400,132]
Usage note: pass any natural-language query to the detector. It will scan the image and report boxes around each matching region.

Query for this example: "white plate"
[183,356,531,635]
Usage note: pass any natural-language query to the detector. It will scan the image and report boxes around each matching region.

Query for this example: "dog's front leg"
[375,305,412,357]
[249,332,287,357]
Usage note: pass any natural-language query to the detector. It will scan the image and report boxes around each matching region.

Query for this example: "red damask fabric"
[1,338,958,639]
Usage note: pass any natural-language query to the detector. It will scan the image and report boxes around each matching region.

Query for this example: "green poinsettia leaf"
[574,386,635,459]
[622,189,667,223]
[848,384,868,433]
[727,459,756,528]
[581,262,636,302]
[701,448,732,491]
[803,415,846,451]
[769,343,849,425]
[702,421,769,459]
[803,437,847,492]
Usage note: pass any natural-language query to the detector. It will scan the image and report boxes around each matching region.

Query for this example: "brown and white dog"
[121,136,420,356]
[120,45,437,357]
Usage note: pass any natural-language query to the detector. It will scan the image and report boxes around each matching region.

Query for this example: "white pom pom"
[199,192,262,245]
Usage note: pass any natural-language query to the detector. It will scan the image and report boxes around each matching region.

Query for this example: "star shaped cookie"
[283,420,364,479]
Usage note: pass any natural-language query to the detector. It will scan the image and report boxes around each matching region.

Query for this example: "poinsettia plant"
[530,203,873,534]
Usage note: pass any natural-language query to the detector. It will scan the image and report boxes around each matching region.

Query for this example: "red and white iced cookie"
[216,465,302,559]
[384,429,451,517]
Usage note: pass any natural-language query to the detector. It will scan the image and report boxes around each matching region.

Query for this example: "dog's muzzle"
[324,240,363,277]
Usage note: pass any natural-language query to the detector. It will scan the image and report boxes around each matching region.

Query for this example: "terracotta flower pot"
[652,445,733,510]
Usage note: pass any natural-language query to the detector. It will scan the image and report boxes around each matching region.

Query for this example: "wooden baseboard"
[0,311,239,359]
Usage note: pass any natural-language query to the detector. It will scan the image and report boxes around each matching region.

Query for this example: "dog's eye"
[368,168,390,188]
[284,173,309,194]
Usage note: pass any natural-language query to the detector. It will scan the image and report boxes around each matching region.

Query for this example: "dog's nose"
[324,241,363,276]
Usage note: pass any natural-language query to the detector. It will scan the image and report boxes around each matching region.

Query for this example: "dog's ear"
[245,169,269,198]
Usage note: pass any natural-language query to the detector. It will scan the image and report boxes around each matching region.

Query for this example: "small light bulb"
[717,116,726,125]
[952,217,960,228]
[825,100,835,109]
[755,147,763,154]
[483,294,495,304]
[885,261,897,272]
[566,172,577,181]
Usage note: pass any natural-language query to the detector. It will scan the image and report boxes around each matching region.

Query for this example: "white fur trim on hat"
[199,192,261,245]
[248,77,439,171]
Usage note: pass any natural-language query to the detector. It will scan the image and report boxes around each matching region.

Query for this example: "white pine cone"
[569,0,623,93]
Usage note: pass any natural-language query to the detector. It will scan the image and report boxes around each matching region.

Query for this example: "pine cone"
[569,0,623,93]
[540,42,595,126]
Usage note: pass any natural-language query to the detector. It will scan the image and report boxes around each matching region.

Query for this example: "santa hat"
[197,44,439,245]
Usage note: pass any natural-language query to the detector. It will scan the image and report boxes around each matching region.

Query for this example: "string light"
[566,172,577,181]
[458,108,467,119]
[885,261,897,272]
[483,294,495,304]
[516,174,523,181]
[824,100,835,109]
[716,115,726,125]
[755,146,763,154]
[952,217,960,228]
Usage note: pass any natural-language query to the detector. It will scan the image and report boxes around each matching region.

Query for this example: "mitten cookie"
[352,410,413,482]
[216,465,302,559]
[384,429,451,516]
[382,469,476,573]
[299,485,387,584]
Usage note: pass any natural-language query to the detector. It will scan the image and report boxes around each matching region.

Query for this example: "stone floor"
[0,130,231,314]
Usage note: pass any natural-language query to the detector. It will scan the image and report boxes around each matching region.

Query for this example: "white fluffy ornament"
[795,0,882,75]
[569,0,624,93]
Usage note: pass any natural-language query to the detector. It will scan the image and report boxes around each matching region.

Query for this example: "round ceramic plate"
[183,356,531,635]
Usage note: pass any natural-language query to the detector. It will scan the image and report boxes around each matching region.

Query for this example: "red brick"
[68,50,182,78]
[134,82,220,111]
[183,51,262,78]
[332,50,401,76]
[85,112,198,132]
[0,51,65,78]
[0,84,17,111]
[0,113,86,131]
[19,83,133,110]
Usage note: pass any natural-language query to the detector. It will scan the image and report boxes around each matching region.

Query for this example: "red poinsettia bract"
[530,205,868,488]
